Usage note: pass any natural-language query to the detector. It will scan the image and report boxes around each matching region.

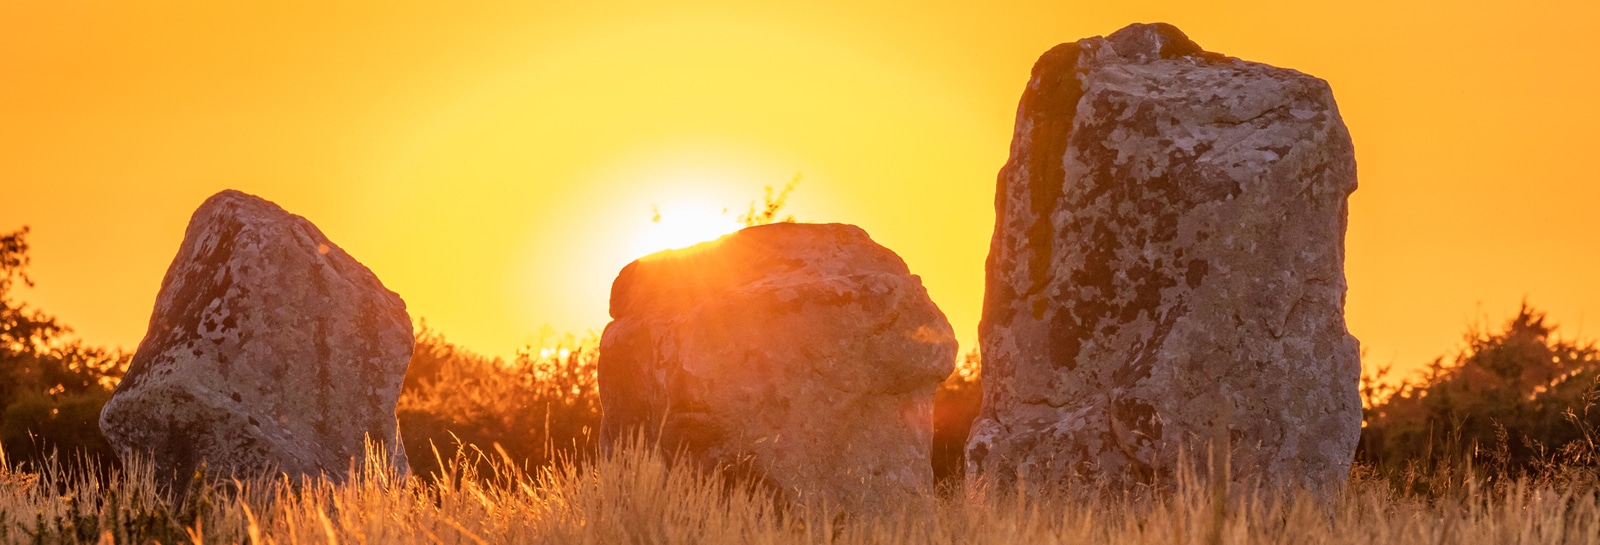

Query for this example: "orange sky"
[3,1,1598,381]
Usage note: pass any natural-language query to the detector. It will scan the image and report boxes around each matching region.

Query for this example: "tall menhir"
[100,190,413,495]
[967,23,1362,494]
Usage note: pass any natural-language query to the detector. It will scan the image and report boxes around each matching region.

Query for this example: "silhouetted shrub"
[1359,302,1600,493]
[397,327,601,478]
[737,174,801,227]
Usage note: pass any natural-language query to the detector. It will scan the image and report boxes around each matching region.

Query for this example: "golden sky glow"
[3,1,1599,380]
[634,203,745,259]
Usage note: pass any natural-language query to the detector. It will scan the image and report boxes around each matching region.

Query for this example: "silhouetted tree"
[397,327,601,478]
[0,226,128,468]
[1360,302,1600,491]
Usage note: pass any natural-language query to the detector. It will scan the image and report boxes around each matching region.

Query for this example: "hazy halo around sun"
[631,202,745,259]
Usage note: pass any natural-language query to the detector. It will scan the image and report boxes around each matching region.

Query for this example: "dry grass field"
[6,228,1600,544]
[4,438,1598,545]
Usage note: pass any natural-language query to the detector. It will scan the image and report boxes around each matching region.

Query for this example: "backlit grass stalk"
[1,437,1598,544]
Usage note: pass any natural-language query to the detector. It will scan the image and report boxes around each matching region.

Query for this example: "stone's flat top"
[1102,22,1207,62]
[610,222,912,319]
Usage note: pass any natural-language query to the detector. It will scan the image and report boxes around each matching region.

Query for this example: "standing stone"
[600,223,957,513]
[967,23,1361,494]
[100,190,412,492]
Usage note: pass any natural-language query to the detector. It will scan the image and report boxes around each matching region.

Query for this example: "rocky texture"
[100,190,412,492]
[967,23,1361,494]
[600,223,957,513]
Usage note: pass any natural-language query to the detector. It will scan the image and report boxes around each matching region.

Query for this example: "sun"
[631,202,745,259]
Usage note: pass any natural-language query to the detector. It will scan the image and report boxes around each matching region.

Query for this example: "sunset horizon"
[6,4,1600,542]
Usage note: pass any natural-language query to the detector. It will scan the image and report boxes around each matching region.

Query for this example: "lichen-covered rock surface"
[967,22,1361,494]
[599,222,957,513]
[100,190,412,491]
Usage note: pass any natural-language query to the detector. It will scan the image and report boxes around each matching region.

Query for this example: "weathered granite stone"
[100,190,412,492]
[600,223,957,513]
[967,23,1361,494]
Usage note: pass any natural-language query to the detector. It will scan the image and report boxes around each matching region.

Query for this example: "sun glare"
[632,203,744,259]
